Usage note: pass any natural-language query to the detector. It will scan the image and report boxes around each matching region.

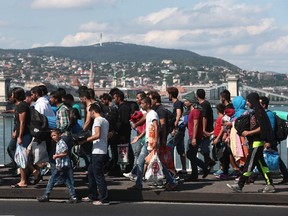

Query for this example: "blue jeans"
[131,137,145,175]
[88,154,109,203]
[135,143,149,188]
[186,139,208,179]
[44,166,76,198]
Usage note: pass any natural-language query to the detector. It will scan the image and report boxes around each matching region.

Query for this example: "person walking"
[227,93,275,193]
[79,103,110,205]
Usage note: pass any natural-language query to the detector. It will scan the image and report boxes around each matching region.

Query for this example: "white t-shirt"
[145,109,159,144]
[92,116,109,155]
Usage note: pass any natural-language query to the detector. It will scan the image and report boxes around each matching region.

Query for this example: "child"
[212,104,230,179]
[37,129,78,203]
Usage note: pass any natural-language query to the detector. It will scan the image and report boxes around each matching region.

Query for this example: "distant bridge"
[180,83,288,105]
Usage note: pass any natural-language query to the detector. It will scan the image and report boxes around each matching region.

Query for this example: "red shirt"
[214,115,223,137]
[188,108,203,140]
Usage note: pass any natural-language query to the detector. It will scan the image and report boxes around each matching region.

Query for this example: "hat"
[183,92,197,104]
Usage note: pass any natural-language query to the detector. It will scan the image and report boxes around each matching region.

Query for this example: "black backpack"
[274,114,288,142]
[234,114,250,136]
[29,107,50,140]
[166,109,176,133]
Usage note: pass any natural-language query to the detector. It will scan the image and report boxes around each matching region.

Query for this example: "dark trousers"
[7,138,17,166]
[88,154,109,203]
[186,139,208,179]
[238,145,273,188]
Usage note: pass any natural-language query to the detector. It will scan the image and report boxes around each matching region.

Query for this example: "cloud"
[31,42,57,48]
[137,7,179,25]
[60,32,104,46]
[31,0,116,9]
[215,44,251,55]
[257,35,288,55]
[55,0,287,72]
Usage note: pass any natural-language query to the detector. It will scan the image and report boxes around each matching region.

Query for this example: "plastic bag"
[264,150,279,172]
[145,153,164,182]
[158,146,175,171]
[27,140,49,165]
[14,144,28,169]
[117,143,129,171]
[254,150,279,173]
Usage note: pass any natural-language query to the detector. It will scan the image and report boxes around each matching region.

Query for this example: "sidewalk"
[1,166,288,205]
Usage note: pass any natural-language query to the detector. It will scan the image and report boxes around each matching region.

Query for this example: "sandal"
[11,184,27,188]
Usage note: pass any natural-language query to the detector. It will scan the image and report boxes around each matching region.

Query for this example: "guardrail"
[1,113,287,169]
[0,113,14,166]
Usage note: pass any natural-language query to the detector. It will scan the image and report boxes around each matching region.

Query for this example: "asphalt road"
[0,200,288,216]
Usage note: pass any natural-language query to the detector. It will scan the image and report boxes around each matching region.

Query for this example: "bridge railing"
[0,113,14,166]
[1,113,287,171]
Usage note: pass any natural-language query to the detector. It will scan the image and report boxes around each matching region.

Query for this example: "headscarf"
[232,96,246,119]
[246,93,273,143]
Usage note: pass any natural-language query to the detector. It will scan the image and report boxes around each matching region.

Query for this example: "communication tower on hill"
[100,33,103,47]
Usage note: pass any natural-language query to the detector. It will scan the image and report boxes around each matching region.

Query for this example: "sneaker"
[123,172,136,181]
[41,163,51,176]
[148,181,165,189]
[226,184,242,193]
[258,185,275,193]
[148,182,158,188]
[92,201,110,206]
[174,174,180,182]
[216,173,228,180]
[123,172,132,178]
[37,195,49,202]
[81,197,94,202]
[213,169,223,176]
[68,197,79,204]
[127,185,142,190]
[177,170,187,175]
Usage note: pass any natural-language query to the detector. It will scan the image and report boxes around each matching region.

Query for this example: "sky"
[0,0,287,73]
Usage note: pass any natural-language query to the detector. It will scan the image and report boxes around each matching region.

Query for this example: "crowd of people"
[4,84,288,205]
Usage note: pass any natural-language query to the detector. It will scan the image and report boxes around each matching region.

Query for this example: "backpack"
[165,109,176,133]
[234,114,250,136]
[274,114,288,142]
[29,107,50,140]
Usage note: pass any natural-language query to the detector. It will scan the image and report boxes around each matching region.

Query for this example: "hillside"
[0,42,239,70]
